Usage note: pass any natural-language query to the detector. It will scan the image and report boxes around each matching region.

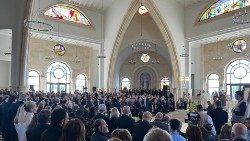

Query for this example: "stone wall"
[28,38,93,92]
[203,35,250,92]
[120,51,170,90]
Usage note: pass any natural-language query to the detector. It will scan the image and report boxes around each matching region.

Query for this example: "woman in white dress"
[14,101,37,141]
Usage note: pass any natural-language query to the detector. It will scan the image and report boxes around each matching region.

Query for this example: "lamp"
[180,46,189,57]
[25,0,53,31]
[213,38,223,61]
[233,1,250,24]
[129,44,136,64]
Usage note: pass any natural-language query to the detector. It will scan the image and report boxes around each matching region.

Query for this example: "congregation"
[0,89,249,141]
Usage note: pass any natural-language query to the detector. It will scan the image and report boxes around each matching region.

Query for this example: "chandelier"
[180,46,189,57]
[233,4,250,24]
[227,39,247,53]
[25,0,53,31]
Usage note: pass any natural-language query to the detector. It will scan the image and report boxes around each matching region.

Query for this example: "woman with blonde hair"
[14,101,37,141]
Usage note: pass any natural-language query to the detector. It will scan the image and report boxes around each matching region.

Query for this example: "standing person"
[90,118,109,141]
[107,107,120,134]
[132,111,153,141]
[14,101,37,141]
[26,109,51,141]
[232,91,247,124]
[219,90,227,109]
[169,119,185,141]
[210,100,228,135]
[60,118,86,141]
[115,106,135,134]
[207,101,214,116]
[41,108,68,141]
[92,104,109,124]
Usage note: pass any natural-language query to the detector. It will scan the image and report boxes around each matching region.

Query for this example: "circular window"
[232,39,246,53]
[138,5,148,15]
[53,44,66,56]
[53,68,64,79]
[233,67,247,79]
[141,53,150,63]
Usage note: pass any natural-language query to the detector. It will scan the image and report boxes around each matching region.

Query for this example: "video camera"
[186,112,200,125]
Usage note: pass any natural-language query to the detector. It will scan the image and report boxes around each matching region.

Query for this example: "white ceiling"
[176,0,210,7]
[59,0,116,11]
[0,29,12,61]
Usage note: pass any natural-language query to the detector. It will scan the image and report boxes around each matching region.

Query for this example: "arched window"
[47,62,70,93]
[28,70,40,92]
[76,74,86,92]
[44,4,91,26]
[161,77,169,90]
[199,0,250,22]
[226,59,250,99]
[208,74,219,95]
[122,78,130,90]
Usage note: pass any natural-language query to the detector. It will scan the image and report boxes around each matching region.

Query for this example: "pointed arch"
[44,4,92,26]
[107,0,181,93]
[199,0,250,22]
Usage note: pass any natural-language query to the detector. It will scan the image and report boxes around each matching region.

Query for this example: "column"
[98,43,105,89]
[10,0,32,92]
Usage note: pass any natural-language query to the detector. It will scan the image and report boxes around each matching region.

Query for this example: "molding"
[186,24,250,45]
[30,31,101,50]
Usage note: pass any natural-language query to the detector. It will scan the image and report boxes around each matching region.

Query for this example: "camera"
[187,112,200,125]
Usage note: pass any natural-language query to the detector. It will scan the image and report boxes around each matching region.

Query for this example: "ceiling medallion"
[141,53,150,63]
[53,44,66,56]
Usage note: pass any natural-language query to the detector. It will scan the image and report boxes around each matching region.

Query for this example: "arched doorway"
[226,59,250,99]
[140,72,151,89]
[46,62,71,93]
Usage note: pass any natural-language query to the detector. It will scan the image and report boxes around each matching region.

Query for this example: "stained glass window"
[76,74,86,92]
[226,59,250,99]
[122,78,131,89]
[44,4,91,26]
[161,77,169,90]
[208,74,219,95]
[47,62,71,93]
[232,39,247,53]
[28,70,40,92]
[199,0,250,22]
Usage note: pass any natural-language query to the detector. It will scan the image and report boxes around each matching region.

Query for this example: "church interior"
[1,0,250,141]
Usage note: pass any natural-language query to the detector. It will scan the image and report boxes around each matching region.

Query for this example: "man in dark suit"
[92,104,109,123]
[210,100,228,135]
[115,106,135,133]
[151,112,169,132]
[26,109,51,141]
[1,94,19,141]
[41,108,68,141]
[132,111,153,141]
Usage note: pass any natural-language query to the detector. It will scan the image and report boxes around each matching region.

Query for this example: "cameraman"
[197,105,217,135]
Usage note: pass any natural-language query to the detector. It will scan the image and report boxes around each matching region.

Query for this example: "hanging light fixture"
[180,46,189,57]
[233,0,250,24]
[25,0,53,31]
[129,44,136,64]
[53,22,66,56]
[213,38,222,61]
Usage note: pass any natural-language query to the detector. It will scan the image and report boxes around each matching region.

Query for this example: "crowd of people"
[0,88,250,141]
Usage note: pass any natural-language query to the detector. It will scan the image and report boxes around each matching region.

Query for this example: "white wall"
[0,60,11,89]
[104,0,186,89]
[154,0,185,75]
